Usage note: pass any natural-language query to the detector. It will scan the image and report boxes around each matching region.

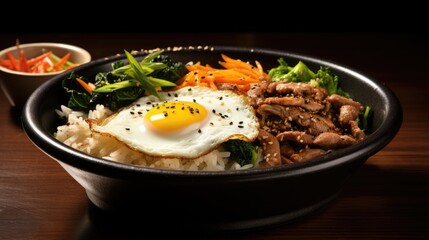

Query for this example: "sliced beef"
[257,129,281,167]
[290,148,327,162]
[313,132,358,149]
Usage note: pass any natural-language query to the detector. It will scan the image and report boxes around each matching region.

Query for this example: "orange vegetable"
[54,52,71,70]
[174,54,268,92]
[19,50,30,73]
[26,51,52,66]
[6,52,20,71]
[76,78,95,94]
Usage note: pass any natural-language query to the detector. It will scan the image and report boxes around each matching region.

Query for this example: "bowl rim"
[0,42,91,76]
[21,45,403,179]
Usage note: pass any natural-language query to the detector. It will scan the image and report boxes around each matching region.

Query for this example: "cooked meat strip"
[264,97,325,111]
[257,129,281,167]
[273,82,329,101]
[339,105,360,127]
[313,132,358,149]
[350,120,366,141]
[290,148,327,162]
[304,115,337,136]
[325,94,363,111]
[280,143,295,158]
[247,79,270,106]
[277,131,314,146]
[257,104,336,136]
[281,156,294,164]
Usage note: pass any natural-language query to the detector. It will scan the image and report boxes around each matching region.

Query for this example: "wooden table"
[1,33,428,239]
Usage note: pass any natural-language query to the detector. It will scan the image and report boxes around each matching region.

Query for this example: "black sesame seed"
[238,125,244,128]
[212,109,216,114]
[125,128,130,131]
[198,129,202,133]
[229,122,233,125]
[174,93,178,97]
[130,111,135,115]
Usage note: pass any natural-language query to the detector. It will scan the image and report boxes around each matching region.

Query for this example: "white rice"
[54,105,258,171]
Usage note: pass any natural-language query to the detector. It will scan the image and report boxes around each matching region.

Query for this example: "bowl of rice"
[21,46,402,232]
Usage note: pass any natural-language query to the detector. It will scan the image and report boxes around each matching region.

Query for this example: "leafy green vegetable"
[62,50,188,111]
[221,139,259,166]
[358,106,372,132]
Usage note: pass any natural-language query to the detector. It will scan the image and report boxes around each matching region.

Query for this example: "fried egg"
[89,86,259,159]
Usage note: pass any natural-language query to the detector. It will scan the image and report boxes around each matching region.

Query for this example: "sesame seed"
[198,129,202,133]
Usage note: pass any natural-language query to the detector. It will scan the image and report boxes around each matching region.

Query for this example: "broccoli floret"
[308,67,350,97]
[221,139,259,167]
[284,61,316,82]
[269,59,316,82]
[268,57,292,81]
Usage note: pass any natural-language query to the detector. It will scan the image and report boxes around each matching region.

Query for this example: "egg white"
[89,86,259,159]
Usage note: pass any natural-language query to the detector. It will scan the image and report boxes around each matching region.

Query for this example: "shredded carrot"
[174,54,268,92]
[76,78,95,94]
[6,52,20,71]
[26,51,52,66]
[54,52,71,70]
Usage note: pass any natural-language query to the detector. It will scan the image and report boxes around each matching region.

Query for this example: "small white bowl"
[0,42,91,108]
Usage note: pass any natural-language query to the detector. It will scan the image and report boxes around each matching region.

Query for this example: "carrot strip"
[76,78,95,94]
[0,59,13,68]
[26,51,52,66]
[19,50,30,72]
[54,52,71,70]
[6,52,20,71]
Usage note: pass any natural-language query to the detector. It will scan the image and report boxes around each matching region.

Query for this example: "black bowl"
[22,46,402,233]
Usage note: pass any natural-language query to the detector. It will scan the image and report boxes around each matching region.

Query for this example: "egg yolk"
[144,101,208,133]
